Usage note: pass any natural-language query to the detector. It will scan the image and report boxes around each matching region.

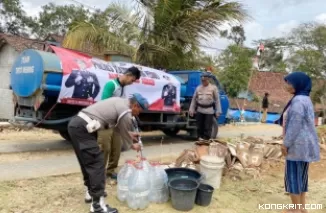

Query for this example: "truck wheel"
[211,118,219,139]
[162,128,180,137]
[59,130,71,141]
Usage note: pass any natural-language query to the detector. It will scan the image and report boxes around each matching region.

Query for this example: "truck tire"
[211,117,219,139]
[162,128,180,137]
[59,130,71,141]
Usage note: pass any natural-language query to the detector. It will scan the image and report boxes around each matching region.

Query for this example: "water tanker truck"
[10,46,229,141]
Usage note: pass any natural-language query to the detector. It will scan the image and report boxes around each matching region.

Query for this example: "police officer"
[189,73,222,140]
[65,59,100,100]
[98,67,141,183]
[68,94,148,213]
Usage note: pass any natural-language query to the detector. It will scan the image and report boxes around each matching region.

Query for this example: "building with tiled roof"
[230,71,324,113]
[0,33,47,52]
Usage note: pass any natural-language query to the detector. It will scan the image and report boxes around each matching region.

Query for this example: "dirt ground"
[0,128,62,141]
[0,154,325,213]
[0,150,73,164]
[0,124,324,213]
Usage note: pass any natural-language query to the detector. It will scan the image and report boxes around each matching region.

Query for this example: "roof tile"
[231,71,325,113]
[0,33,45,52]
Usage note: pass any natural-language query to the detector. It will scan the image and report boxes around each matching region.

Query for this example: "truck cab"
[137,70,229,138]
[164,70,229,138]
[170,70,229,124]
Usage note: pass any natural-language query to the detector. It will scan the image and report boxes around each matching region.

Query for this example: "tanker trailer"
[10,47,229,141]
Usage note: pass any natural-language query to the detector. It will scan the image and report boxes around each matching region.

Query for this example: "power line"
[67,0,228,51]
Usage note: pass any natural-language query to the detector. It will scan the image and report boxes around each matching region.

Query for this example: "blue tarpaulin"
[228,109,280,124]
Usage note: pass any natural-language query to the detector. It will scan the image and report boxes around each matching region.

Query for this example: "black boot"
[90,196,118,213]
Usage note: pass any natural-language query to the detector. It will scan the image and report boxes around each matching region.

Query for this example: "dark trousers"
[196,112,214,140]
[68,116,106,198]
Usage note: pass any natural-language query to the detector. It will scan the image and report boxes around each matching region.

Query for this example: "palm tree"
[220,25,246,46]
[63,0,248,69]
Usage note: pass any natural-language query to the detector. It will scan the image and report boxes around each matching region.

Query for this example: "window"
[173,73,188,84]
[208,76,225,94]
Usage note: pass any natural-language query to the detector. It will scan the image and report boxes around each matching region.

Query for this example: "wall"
[0,44,18,120]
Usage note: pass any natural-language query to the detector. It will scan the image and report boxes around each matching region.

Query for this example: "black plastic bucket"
[165,168,203,182]
[195,183,214,207]
[168,178,199,211]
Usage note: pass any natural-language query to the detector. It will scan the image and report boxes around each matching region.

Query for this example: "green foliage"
[0,0,33,36]
[64,0,248,69]
[252,38,290,72]
[29,3,91,39]
[287,23,326,77]
[285,23,326,104]
[220,25,246,46]
[311,82,326,104]
[217,45,255,98]
[251,94,261,103]
[288,49,325,78]
[0,0,247,72]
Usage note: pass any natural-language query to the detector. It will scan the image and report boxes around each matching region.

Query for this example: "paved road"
[0,126,282,181]
[0,142,191,181]
[0,128,281,153]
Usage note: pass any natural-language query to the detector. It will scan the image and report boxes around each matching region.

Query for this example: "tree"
[288,49,325,78]
[175,49,218,71]
[252,38,289,72]
[0,0,33,36]
[217,45,255,97]
[284,23,326,105]
[30,3,91,39]
[220,25,246,46]
[251,23,326,75]
[63,0,248,69]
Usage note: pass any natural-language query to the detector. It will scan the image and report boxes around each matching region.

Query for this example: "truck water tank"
[10,49,62,98]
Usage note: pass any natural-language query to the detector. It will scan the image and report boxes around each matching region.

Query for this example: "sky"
[21,0,326,55]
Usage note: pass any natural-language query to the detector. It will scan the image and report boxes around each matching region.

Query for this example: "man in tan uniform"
[98,67,141,182]
[189,73,222,140]
[68,94,148,213]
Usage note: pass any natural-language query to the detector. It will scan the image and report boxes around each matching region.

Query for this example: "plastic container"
[169,178,199,211]
[195,183,214,206]
[138,157,152,173]
[149,162,169,203]
[117,160,135,202]
[200,155,225,189]
[127,165,150,210]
